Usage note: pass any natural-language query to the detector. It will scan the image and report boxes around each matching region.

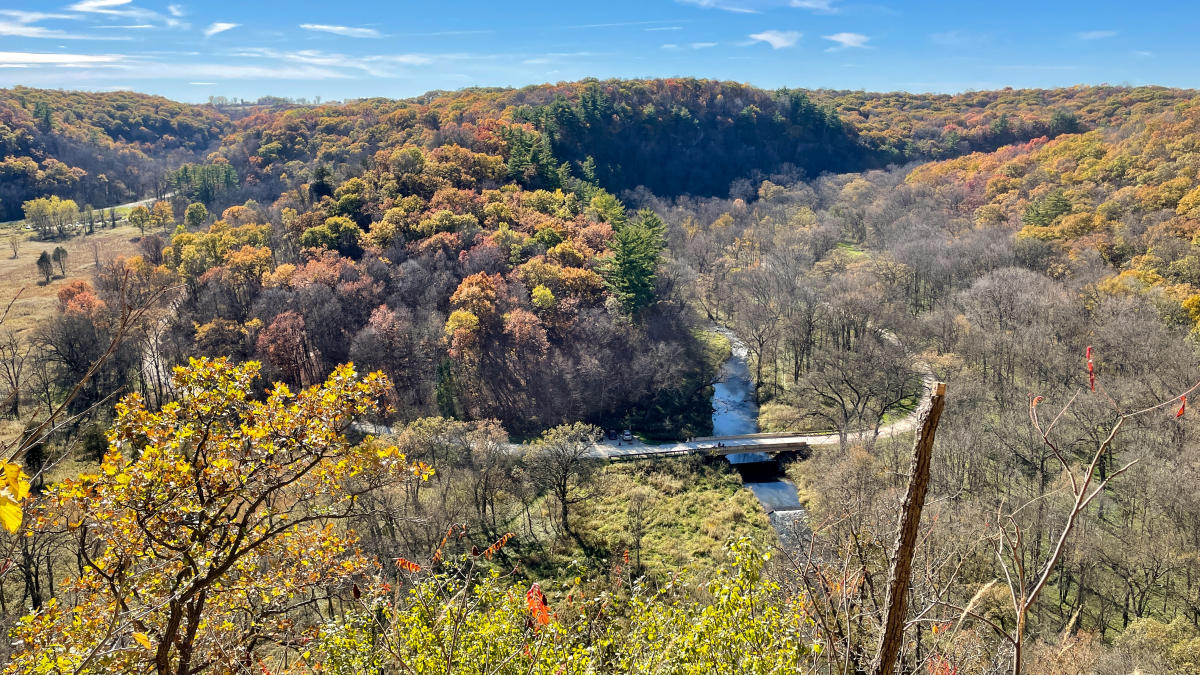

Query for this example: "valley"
[0,75,1198,673]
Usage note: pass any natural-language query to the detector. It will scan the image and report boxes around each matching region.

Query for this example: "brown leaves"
[481,532,515,560]
[394,557,421,573]
[431,524,467,565]
[466,532,517,560]
[927,654,958,675]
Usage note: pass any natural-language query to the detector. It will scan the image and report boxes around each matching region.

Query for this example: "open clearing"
[0,224,145,338]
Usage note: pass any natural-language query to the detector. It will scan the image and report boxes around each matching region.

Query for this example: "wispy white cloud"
[0,51,392,82]
[203,22,238,37]
[93,56,359,80]
[68,0,133,12]
[0,10,127,39]
[189,81,215,85]
[232,47,434,77]
[167,4,185,17]
[790,0,839,13]
[99,24,152,29]
[300,23,382,38]
[67,0,155,20]
[0,51,125,66]
[691,42,718,49]
[1076,30,1117,40]
[823,32,868,49]
[161,63,354,80]
[661,44,681,51]
[0,10,77,23]
[1133,50,1153,58]
[646,26,684,31]
[748,30,800,49]
[0,21,75,38]
[67,0,186,29]
[678,0,760,14]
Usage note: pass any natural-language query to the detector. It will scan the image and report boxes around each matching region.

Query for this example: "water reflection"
[711,328,808,545]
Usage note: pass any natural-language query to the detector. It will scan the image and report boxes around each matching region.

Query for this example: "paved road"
[589,350,938,460]
[112,192,174,210]
[356,365,937,461]
[354,332,939,463]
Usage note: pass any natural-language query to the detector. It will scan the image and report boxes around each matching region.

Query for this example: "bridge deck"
[595,434,814,461]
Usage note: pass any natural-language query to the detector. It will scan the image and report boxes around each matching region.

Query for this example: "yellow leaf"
[0,497,21,534]
[133,632,152,649]
[1,462,28,500]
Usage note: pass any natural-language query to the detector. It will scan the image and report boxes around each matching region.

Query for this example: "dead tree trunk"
[872,382,946,675]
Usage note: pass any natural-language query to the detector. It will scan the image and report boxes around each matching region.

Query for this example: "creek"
[711,328,809,549]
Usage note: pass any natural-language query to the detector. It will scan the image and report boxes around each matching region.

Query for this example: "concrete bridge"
[353,332,937,466]
[595,432,818,462]
[592,358,937,463]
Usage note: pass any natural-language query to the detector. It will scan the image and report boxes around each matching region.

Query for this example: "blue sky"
[0,0,1194,102]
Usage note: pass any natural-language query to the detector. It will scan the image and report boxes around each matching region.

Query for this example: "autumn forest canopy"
[3,77,1200,673]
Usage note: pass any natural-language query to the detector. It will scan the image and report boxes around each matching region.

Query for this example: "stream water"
[712,328,810,549]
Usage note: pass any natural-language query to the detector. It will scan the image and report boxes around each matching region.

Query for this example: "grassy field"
[0,224,145,338]
[579,459,773,577]
[519,457,775,583]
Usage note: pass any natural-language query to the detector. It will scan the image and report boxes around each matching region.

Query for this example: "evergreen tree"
[32,101,52,132]
[605,209,665,316]
[435,358,460,419]
[1024,188,1072,228]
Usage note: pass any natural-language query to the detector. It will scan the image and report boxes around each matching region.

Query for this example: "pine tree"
[605,209,665,316]
[32,102,52,132]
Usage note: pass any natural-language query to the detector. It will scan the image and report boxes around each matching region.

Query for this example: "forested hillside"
[510,79,866,196]
[10,80,1186,220]
[809,85,1187,162]
[4,79,1200,673]
[908,96,1200,325]
[0,87,229,219]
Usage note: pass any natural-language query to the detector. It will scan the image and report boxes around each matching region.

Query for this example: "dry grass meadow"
[0,223,145,339]
[0,221,147,471]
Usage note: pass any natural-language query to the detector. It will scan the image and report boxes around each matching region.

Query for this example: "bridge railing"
[601,441,811,462]
[692,431,836,442]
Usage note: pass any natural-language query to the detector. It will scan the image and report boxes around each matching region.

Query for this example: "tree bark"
[871,382,946,675]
